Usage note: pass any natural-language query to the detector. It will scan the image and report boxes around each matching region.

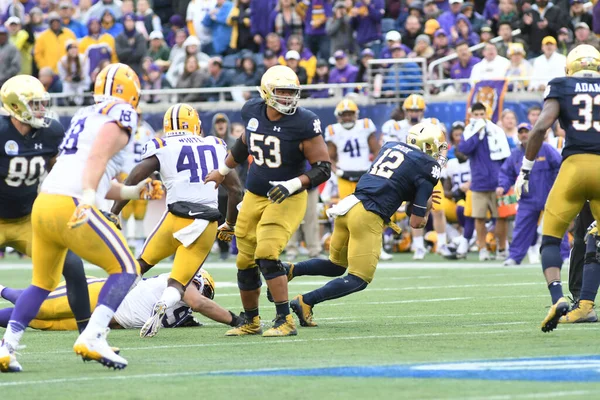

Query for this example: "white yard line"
[452,390,595,400]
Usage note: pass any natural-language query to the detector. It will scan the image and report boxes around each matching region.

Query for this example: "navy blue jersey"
[0,116,64,219]
[355,141,440,221]
[546,77,600,160]
[242,98,322,196]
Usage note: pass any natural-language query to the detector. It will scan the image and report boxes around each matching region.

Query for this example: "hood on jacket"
[209,112,234,147]
[455,14,473,34]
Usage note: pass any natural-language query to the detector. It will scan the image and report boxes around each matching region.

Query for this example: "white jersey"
[381,118,442,144]
[325,118,376,172]
[141,134,227,208]
[443,158,471,192]
[42,100,138,203]
[114,273,203,329]
[121,122,156,175]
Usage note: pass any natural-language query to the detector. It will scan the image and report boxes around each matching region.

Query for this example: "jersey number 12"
[369,148,404,179]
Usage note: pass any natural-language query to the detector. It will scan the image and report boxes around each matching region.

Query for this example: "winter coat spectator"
[100,9,124,38]
[250,0,278,49]
[187,0,217,52]
[567,0,592,32]
[383,45,422,94]
[311,58,330,98]
[233,53,260,100]
[168,30,189,67]
[521,0,565,56]
[529,36,566,90]
[296,0,332,60]
[450,41,481,92]
[271,0,304,41]
[5,17,32,76]
[496,0,520,30]
[166,15,186,48]
[470,43,510,83]
[461,2,485,33]
[176,56,208,103]
[202,57,234,101]
[227,0,257,53]
[266,32,286,58]
[75,0,93,24]
[136,0,162,37]
[451,14,479,46]
[167,35,211,87]
[0,27,20,87]
[34,13,76,74]
[495,21,527,58]
[38,67,63,105]
[284,50,308,84]
[27,8,49,39]
[401,15,422,50]
[356,48,374,83]
[278,34,316,83]
[556,27,570,55]
[142,63,171,103]
[350,0,385,55]
[57,41,90,106]
[58,1,87,39]
[326,1,355,57]
[424,0,443,20]
[439,0,464,36]
[569,22,600,50]
[89,0,123,21]
[3,0,36,22]
[329,50,358,85]
[147,31,171,64]
[115,14,147,78]
[504,43,533,91]
[409,34,435,59]
[79,18,118,76]
[256,49,280,76]
[380,30,402,59]
[202,0,233,55]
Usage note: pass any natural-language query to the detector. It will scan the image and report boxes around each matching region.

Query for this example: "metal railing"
[427,76,558,96]
[366,57,427,103]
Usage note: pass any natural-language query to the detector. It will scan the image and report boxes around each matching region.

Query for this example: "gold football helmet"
[259,65,301,115]
[334,99,359,129]
[1,75,51,128]
[403,94,426,124]
[94,63,141,107]
[193,269,215,300]
[163,103,201,136]
[406,122,448,166]
[565,44,600,77]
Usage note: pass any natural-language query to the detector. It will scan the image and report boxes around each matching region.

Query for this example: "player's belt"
[168,201,222,221]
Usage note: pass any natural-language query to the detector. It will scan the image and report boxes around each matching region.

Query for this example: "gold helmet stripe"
[103,64,120,97]
[171,104,182,131]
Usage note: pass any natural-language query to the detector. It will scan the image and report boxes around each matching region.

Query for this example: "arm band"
[231,137,249,165]
[341,170,366,182]
[306,161,332,188]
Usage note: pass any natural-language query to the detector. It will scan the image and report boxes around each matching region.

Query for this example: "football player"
[0,75,92,336]
[204,65,331,337]
[515,45,600,332]
[111,103,243,338]
[0,269,245,331]
[326,99,379,199]
[287,123,445,327]
[119,106,157,254]
[382,94,451,259]
[0,63,164,373]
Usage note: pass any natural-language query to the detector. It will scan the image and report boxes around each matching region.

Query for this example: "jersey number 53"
[249,133,282,168]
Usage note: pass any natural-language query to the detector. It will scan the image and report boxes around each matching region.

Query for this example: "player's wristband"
[81,189,96,206]
[521,158,535,171]
[218,163,232,176]
[120,184,141,200]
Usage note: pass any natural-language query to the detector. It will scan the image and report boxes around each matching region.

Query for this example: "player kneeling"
[111,103,243,338]
[286,123,445,326]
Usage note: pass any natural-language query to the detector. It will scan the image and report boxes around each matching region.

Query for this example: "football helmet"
[259,65,301,115]
[565,44,600,77]
[334,99,359,129]
[403,94,426,124]
[163,103,201,136]
[94,63,141,107]
[192,269,215,300]
[1,75,51,128]
[406,122,448,166]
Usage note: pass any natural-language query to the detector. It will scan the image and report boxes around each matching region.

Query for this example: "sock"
[97,273,138,311]
[85,304,115,334]
[135,219,145,240]
[548,281,564,304]
[159,286,182,308]
[1,288,24,304]
[463,217,475,240]
[456,206,465,227]
[3,285,50,345]
[303,274,368,306]
[275,301,290,316]
[580,262,600,302]
[62,251,91,333]
[0,308,13,327]
[244,307,259,319]
[413,236,425,250]
[438,232,447,246]
[293,259,346,278]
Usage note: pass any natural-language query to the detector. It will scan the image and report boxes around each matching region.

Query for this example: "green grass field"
[1,253,599,399]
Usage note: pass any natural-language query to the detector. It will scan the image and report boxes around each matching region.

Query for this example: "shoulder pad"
[98,101,138,136]
[141,137,167,160]
[300,108,322,139]
[325,124,336,139]
[364,118,376,132]
[205,136,228,149]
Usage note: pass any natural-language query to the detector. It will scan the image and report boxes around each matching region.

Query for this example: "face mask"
[342,121,355,129]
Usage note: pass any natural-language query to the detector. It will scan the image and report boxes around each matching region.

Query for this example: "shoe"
[262,314,297,337]
[560,300,598,323]
[380,249,393,261]
[503,258,517,266]
[479,248,491,261]
[541,297,570,332]
[436,244,453,257]
[0,340,22,373]
[82,347,120,362]
[527,246,540,264]
[455,237,469,259]
[266,263,295,303]
[140,301,167,338]
[290,295,317,327]
[225,313,262,336]
[412,247,426,260]
[73,328,128,369]
[496,250,507,261]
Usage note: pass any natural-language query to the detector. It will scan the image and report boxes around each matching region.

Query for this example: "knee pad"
[541,235,563,271]
[345,274,369,294]
[61,251,85,280]
[257,259,285,280]
[237,268,262,291]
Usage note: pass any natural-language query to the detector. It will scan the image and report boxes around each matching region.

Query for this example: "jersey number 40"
[176,145,219,182]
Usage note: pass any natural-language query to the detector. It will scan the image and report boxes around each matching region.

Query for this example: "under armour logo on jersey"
[34,143,43,150]
[313,119,322,134]
[431,165,441,180]
[273,126,281,132]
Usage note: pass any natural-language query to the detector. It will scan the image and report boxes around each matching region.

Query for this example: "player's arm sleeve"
[411,179,435,217]
[544,78,561,101]
[48,120,66,158]
[102,102,138,137]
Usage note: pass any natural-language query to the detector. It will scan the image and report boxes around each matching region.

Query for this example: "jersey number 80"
[5,156,46,187]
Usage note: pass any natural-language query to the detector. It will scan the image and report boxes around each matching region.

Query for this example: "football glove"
[217,221,235,242]
[120,178,165,200]
[585,221,598,243]
[67,204,93,229]
[267,178,302,204]
[515,158,534,200]
[101,211,122,230]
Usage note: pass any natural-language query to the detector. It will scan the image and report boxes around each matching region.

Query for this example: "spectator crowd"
[0,0,597,104]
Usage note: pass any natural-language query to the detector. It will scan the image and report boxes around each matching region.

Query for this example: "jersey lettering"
[249,133,282,168]
[176,145,218,182]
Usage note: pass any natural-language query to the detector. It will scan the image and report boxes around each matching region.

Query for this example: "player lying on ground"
[283,122,445,327]
[0,269,244,330]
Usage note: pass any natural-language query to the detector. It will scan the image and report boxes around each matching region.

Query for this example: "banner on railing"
[466,79,508,124]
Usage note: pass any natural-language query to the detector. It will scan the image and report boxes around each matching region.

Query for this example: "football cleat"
[290,295,317,327]
[380,249,393,261]
[559,300,598,323]
[82,347,121,362]
[0,340,22,373]
[262,314,297,337]
[412,247,426,260]
[479,248,491,261]
[266,263,295,303]
[541,297,570,332]
[225,313,262,336]
[140,301,167,338]
[436,244,453,258]
[73,328,128,370]
[496,250,507,261]
[503,258,518,266]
